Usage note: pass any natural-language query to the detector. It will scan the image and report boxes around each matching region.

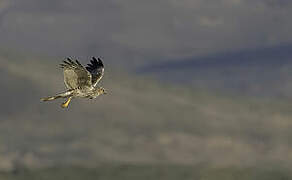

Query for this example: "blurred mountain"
[139,43,292,97]
[0,53,292,174]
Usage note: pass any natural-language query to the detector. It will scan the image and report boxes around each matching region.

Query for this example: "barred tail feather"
[41,95,63,102]
[41,90,73,102]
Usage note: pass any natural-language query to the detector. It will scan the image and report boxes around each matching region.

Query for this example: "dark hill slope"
[139,43,292,97]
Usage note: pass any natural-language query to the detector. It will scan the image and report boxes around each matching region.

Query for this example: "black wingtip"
[63,60,70,65]
[75,59,82,66]
[92,57,103,63]
[86,56,104,71]
[66,57,75,65]
[93,57,103,66]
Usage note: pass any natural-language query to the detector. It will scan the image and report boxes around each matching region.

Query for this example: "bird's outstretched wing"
[86,57,104,87]
[60,58,92,89]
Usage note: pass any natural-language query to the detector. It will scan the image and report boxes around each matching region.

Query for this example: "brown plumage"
[41,57,106,108]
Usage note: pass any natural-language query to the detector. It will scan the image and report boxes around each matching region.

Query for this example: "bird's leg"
[61,96,73,108]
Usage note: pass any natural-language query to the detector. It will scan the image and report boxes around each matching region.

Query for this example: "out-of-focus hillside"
[0,53,292,176]
[140,43,292,97]
[0,165,291,180]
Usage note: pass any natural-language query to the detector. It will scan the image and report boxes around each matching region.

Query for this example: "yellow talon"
[61,97,72,108]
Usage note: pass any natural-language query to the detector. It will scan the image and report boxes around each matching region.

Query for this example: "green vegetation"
[0,165,291,180]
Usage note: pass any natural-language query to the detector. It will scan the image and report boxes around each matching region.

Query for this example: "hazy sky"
[0,0,292,66]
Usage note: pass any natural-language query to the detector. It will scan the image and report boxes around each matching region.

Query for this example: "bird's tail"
[41,90,73,102]
[41,95,63,102]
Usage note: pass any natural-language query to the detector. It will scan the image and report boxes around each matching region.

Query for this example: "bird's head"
[90,87,107,99]
[98,87,107,95]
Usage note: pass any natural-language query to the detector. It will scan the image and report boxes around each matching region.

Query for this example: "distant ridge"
[139,43,292,72]
[138,43,292,97]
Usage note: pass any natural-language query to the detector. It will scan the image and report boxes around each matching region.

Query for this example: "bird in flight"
[41,57,107,108]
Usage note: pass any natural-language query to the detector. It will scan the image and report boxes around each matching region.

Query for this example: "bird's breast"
[73,88,93,98]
